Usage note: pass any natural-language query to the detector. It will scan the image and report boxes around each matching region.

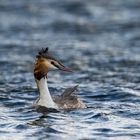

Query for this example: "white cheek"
[45,60,58,70]
[50,64,58,69]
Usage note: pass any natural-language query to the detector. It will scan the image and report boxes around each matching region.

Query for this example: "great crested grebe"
[34,48,86,111]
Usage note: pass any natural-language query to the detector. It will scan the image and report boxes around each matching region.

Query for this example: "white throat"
[35,77,58,109]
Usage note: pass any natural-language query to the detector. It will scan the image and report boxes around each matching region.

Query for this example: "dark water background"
[0,0,140,139]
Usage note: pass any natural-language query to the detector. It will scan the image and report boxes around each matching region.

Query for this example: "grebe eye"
[51,61,55,65]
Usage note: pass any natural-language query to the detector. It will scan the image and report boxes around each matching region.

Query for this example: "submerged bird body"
[34,48,86,111]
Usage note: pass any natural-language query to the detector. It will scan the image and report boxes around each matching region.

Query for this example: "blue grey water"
[0,0,140,139]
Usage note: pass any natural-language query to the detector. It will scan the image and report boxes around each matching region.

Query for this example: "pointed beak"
[57,62,73,72]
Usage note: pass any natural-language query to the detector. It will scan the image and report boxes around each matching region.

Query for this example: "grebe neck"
[35,77,58,109]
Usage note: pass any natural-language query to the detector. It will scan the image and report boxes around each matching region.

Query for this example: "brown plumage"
[54,85,86,109]
[34,58,47,80]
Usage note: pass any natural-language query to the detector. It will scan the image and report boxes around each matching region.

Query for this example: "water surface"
[0,0,140,139]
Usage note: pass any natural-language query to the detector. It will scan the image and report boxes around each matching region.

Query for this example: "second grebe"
[34,48,86,111]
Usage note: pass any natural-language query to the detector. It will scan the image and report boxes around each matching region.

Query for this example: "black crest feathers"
[39,48,48,55]
[36,47,56,61]
[36,48,48,58]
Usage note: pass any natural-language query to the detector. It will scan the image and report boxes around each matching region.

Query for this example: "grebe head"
[34,48,72,80]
